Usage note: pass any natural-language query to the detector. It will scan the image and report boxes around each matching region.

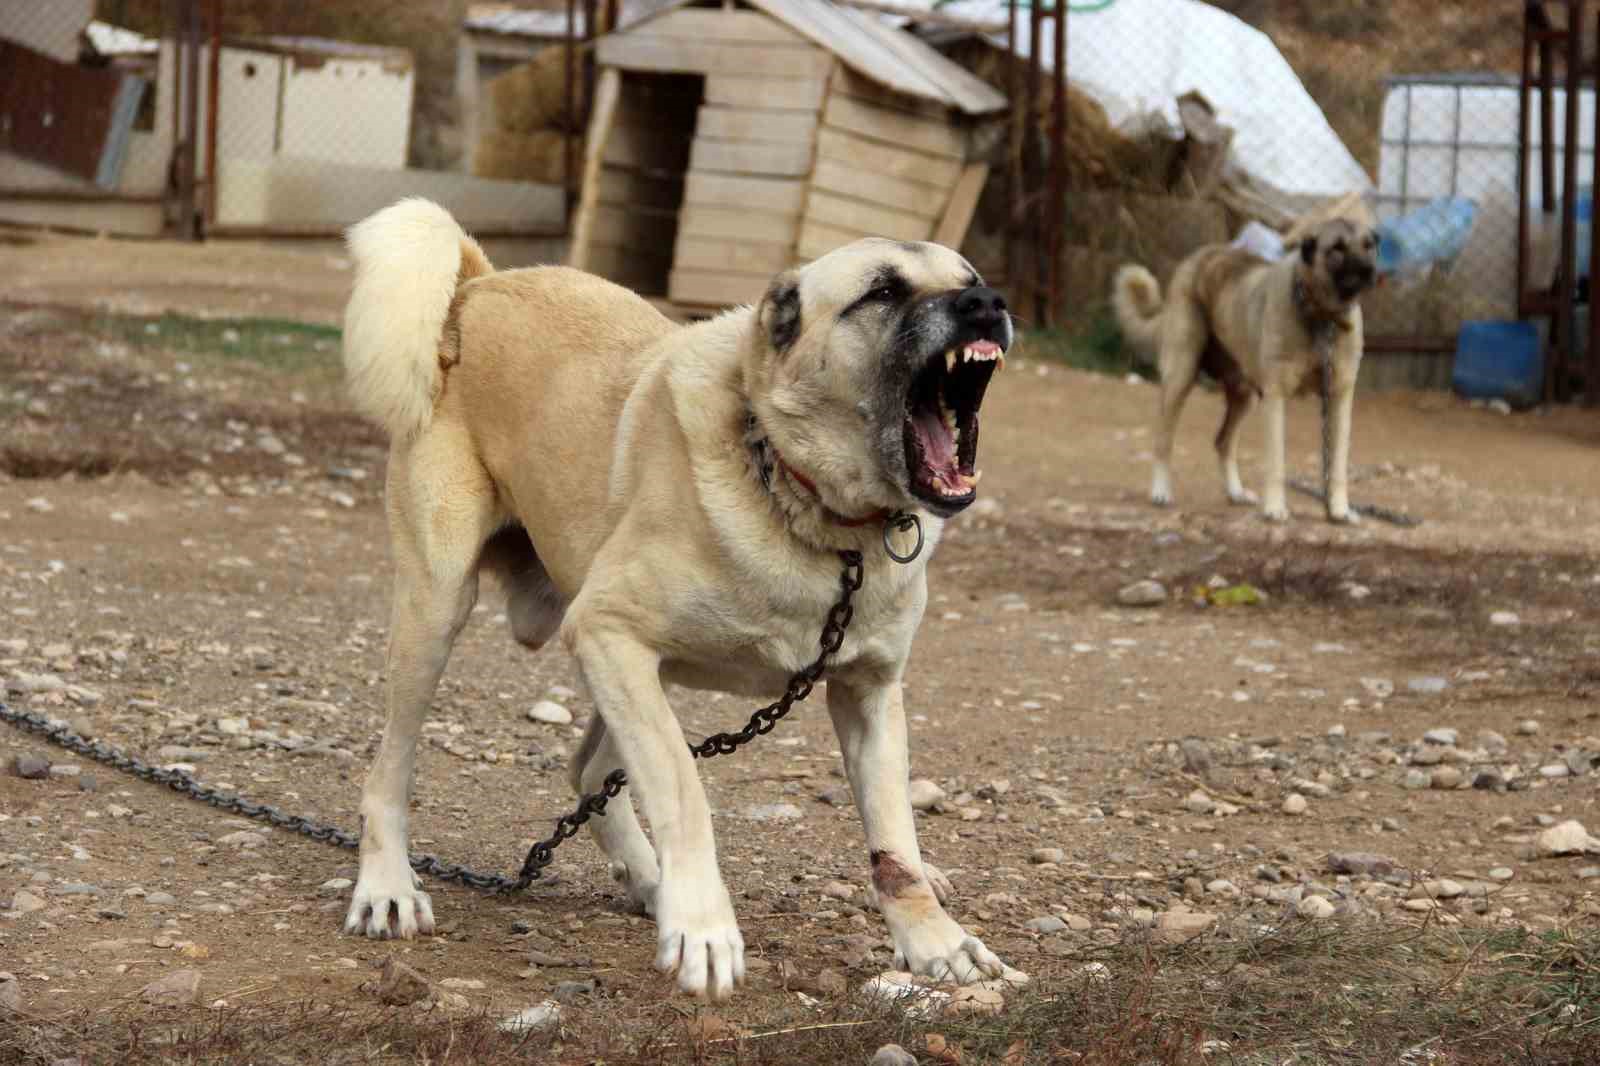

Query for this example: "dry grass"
[6,921,1597,1065]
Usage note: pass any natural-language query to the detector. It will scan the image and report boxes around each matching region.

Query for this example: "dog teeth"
[960,344,1001,364]
[969,469,983,484]
[945,350,958,373]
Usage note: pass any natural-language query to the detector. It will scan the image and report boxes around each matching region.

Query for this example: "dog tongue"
[911,407,960,482]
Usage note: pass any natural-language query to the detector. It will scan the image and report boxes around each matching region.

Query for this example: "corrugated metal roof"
[467,0,1006,115]
[464,1,676,38]
[743,0,1004,114]
[85,20,160,57]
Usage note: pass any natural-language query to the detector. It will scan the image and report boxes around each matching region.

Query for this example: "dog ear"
[759,271,802,354]
[1300,235,1319,265]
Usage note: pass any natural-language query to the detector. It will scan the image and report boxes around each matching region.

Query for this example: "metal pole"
[204,0,220,233]
[565,0,578,221]
[1027,0,1043,324]
[178,0,200,240]
[1005,0,1019,298]
[1541,18,1556,216]
[1556,0,1584,403]
[1518,6,1532,320]
[1589,5,1600,406]
[1048,1,1066,326]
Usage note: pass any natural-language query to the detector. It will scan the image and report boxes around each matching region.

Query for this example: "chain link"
[1285,324,1421,527]
[0,549,866,894]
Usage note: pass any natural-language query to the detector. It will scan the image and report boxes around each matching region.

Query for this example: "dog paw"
[1227,488,1259,506]
[923,862,954,906]
[1150,489,1174,507]
[1327,507,1361,526]
[893,914,1006,986]
[655,882,745,999]
[609,860,660,918]
[344,866,434,940]
[1260,504,1289,523]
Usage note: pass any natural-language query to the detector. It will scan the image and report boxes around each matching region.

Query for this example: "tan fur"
[1112,218,1377,523]
[342,198,492,439]
[338,201,1020,1001]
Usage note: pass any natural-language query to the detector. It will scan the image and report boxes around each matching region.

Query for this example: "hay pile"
[473,44,586,185]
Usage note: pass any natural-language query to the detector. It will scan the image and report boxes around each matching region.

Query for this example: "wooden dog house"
[566,0,1006,311]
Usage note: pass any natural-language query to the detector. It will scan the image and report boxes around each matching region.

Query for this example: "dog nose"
[954,286,1006,324]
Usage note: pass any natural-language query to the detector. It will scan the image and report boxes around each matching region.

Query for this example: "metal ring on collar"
[882,510,924,564]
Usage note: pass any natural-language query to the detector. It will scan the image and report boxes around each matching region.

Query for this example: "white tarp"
[927,0,1373,209]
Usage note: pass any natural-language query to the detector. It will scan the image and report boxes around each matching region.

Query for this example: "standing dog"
[339,199,1018,999]
[1112,218,1377,522]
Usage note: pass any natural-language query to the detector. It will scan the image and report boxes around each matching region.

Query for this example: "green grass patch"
[1021,312,1156,382]
[93,311,342,374]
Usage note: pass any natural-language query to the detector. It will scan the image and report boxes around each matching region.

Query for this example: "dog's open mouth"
[903,340,1003,511]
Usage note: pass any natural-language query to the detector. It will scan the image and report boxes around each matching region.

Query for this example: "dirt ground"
[2,233,1599,1065]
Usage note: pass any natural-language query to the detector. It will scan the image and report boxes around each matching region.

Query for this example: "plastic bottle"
[1375,196,1477,275]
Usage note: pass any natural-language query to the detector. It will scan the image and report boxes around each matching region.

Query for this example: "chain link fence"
[922,0,1521,388]
[1,0,1554,394]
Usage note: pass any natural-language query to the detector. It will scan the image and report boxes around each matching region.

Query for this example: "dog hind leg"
[570,714,662,916]
[1151,321,1205,507]
[346,435,498,939]
[1208,347,1259,505]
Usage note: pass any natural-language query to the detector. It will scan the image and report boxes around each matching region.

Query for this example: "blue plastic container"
[1452,320,1543,408]
[1376,197,1478,276]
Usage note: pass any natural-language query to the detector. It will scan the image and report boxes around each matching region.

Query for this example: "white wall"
[279,57,414,169]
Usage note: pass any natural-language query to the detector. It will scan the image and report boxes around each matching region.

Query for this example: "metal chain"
[1287,327,1421,527]
[0,549,866,895]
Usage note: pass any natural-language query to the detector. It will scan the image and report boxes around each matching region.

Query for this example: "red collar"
[772,453,892,528]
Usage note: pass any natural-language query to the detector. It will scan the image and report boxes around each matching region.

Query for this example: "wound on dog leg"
[870,850,921,899]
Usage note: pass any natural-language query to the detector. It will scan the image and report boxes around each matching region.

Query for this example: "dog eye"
[866,285,899,303]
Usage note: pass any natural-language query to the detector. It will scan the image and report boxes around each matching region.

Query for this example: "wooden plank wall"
[652,10,825,308]
[796,67,966,263]
[585,73,701,295]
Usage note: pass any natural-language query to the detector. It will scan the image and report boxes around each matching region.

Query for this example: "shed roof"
[464,1,675,39]
[468,0,1006,115]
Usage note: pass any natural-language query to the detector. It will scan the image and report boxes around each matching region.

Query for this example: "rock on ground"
[1155,909,1216,942]
[1537,820,1600,857]
[140,968,202,1006]
[1326,851,1396,877]
[499,1001,562,1033]
[375,958,432,1006]
[527,700,573,725]
[1116,579,1167,607]
[908,779,946,811]
[10,755,50,780]
[871,1044,918,1066]
[1298,896,1337,920]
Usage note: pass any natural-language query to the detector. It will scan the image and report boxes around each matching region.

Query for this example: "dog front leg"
[1324,350,1361,524]
[1259,384,1290,522]
[566,623,743,1000]
[827,678,1016,985]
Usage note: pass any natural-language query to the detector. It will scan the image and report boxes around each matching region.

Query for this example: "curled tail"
[342,198,493,439]
[1111,263,1165,358]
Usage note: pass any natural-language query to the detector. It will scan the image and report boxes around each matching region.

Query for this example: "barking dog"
[338,198,1020,999]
